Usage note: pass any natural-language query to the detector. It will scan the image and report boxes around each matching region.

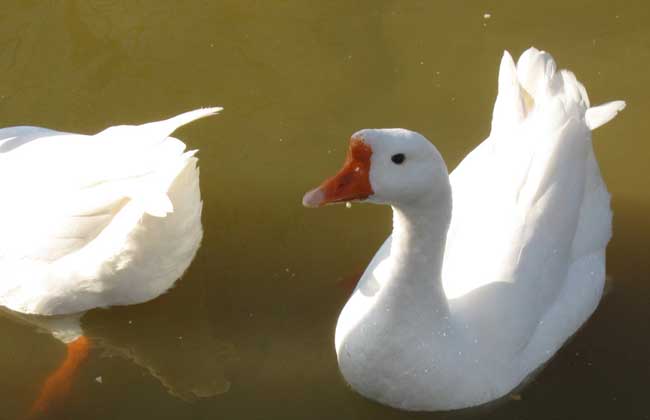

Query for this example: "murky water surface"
[0,1,648,419]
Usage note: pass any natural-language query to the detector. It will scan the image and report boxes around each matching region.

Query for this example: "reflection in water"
[0,288,236,418]
[0,309,84,343]
[86,302,236,401]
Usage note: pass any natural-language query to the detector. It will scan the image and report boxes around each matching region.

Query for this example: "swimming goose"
[303,48,624,411]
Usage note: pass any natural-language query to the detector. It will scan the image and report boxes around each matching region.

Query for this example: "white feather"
[585,101,626,130]
[0,108,219,315]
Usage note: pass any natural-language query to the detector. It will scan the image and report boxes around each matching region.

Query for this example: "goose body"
[304,48,624,410]
[0,108,220,316]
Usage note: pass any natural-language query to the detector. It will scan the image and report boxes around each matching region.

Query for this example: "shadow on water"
[82,282,237,403]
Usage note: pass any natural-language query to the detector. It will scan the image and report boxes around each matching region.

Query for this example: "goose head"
[303,129,449,208]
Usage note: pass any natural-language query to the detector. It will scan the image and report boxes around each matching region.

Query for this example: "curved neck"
[384,191,452,323]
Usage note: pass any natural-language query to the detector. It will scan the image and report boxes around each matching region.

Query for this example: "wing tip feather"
[585,100,626,131]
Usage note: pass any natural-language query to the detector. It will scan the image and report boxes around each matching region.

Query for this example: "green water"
[0,1,648,419]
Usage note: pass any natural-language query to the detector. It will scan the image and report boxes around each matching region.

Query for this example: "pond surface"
[0,1,648,419]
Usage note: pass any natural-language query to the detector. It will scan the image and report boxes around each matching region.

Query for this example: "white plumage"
[0,108,220,316]
[308,48,624,410]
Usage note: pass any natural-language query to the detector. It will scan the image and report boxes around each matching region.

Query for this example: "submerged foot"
[28,335,90,418]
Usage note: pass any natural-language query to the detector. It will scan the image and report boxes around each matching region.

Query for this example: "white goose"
[303,48,624,411]
[0,107,220,316]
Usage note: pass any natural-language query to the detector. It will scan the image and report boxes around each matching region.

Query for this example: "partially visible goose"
[0,107,220,316]
[303,48,625,411]
[0,108,219,417]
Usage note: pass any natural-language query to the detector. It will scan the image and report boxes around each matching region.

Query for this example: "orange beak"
[303,138,374,207]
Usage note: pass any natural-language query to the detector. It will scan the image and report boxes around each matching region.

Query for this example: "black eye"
[391,153,405,164]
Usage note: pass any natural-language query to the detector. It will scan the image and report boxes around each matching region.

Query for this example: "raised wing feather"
[442,49,621,354]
